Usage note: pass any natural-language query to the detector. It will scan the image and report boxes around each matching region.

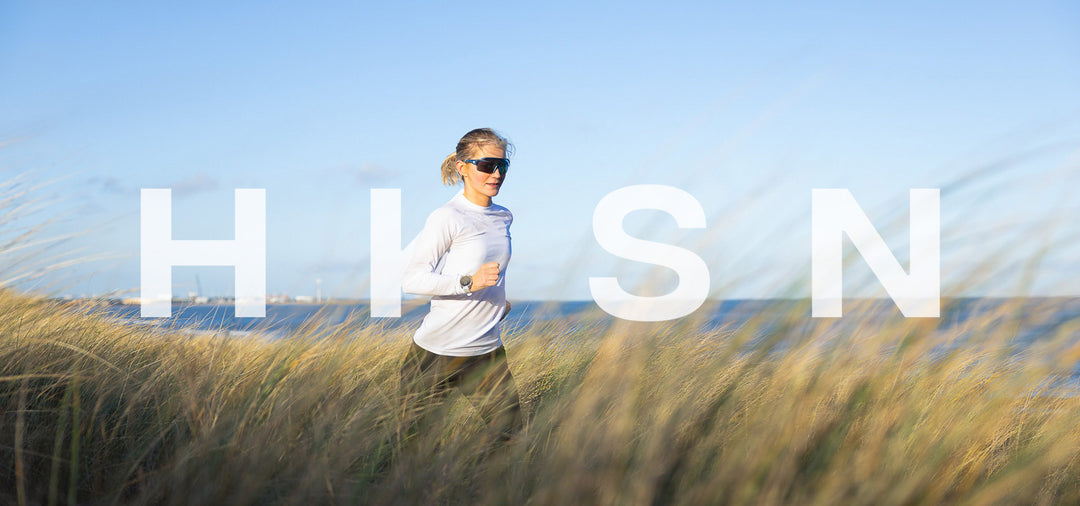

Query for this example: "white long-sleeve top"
[402,191,512,356]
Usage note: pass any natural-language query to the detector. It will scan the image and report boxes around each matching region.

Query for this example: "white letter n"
[140,189,267,317]
[811,189,939,318]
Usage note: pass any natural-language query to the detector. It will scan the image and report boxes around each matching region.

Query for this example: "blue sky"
[1,1,1078,301]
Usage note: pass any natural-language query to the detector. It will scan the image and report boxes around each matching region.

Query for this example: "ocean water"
[91,300,600,337]
[89,297,1080,343]
[84,297,1080,396]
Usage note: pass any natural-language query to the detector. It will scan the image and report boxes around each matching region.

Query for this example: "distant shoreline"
[50,295,1080,306]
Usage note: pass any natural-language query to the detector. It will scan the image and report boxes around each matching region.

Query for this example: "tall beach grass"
[1,292,1079,504]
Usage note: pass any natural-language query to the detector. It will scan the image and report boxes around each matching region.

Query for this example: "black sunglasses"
[463,157,510,175]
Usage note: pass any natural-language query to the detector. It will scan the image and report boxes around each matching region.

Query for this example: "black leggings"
[398,341,522,442]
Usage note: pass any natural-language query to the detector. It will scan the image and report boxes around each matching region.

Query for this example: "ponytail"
[440,152,460,185]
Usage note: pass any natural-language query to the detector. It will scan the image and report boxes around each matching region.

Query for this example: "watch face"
[460,275,471,287]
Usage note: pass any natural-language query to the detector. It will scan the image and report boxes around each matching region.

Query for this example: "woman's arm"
[401,208,468,296]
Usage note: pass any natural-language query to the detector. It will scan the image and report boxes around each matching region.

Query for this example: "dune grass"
[0,291,1078,505]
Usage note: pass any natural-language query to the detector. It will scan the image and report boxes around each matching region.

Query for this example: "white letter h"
[140,189,266,317]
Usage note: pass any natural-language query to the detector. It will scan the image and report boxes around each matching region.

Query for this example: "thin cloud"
[87,176,128,194]
[311,161,392,186]
[169,173,218,198]
[345,162,389,185]
[355,162,385,184]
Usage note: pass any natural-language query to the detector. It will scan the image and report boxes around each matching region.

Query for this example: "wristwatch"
[459,275,473,293]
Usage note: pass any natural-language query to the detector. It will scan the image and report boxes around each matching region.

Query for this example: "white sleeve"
[402,208,468,296]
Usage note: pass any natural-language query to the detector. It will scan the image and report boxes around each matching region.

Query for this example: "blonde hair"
[440,128,514,185]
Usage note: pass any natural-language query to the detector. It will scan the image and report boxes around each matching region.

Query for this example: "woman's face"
[457,145,506,206]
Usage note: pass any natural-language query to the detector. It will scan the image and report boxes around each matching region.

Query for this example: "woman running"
[398,127,521,444]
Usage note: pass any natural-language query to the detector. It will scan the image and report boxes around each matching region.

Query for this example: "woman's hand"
[471,262,501,291]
